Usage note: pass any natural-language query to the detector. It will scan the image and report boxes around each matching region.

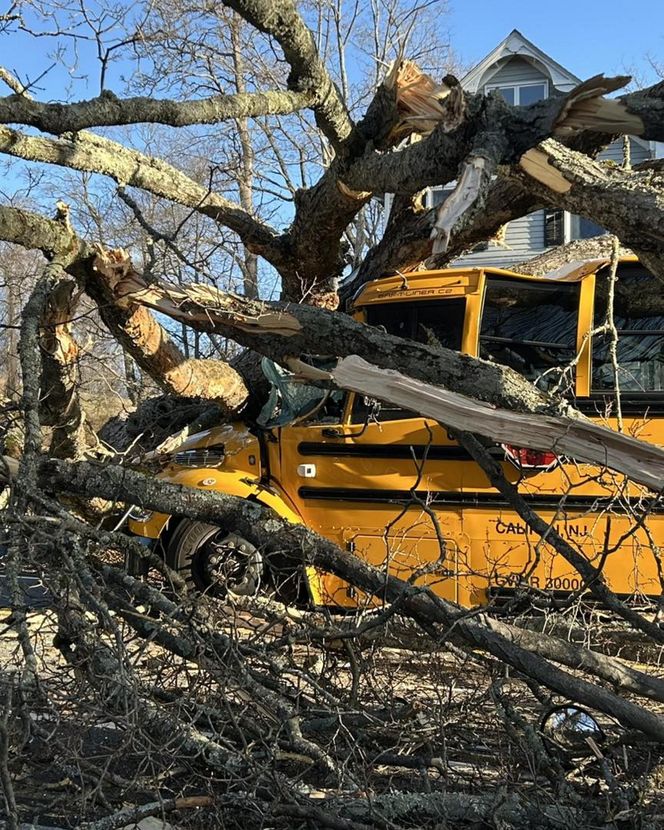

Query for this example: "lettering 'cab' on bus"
[127,258,664,608]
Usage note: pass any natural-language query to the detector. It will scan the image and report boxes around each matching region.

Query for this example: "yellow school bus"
[127,258,664,608]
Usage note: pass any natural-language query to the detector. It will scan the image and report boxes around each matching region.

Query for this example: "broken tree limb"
[99,266,664,490]
[512,139,664,283]
[4,67,662,303]
[0,209,252,415]
[431,153,497,254]
[332,355,664,492]
[383,61,466,142]
[38,274,88,459]
[100,264,565,418]
[85,249,250,412]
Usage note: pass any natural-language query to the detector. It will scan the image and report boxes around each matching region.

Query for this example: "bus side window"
[258,358,346,426]
[479,277,580,393]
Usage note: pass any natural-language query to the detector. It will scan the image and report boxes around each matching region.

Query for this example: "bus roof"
[351,256,641,308]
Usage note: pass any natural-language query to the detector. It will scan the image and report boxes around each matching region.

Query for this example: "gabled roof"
[461,29,581,93]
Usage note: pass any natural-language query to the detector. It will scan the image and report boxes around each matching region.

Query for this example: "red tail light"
[502,444,559,472]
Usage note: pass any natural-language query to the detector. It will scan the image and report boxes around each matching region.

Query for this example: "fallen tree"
[2,2,664,827]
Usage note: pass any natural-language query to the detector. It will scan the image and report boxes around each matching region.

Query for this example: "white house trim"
[461,29,581,94]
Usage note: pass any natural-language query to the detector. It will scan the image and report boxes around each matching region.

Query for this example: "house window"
[544,209,565,247]
[486,82,548,105]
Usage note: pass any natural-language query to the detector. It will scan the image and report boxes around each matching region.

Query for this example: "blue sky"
[2,1,662,102]
[449,0,663,85]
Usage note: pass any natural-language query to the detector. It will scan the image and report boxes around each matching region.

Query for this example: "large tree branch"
[0,207,250,413]
[38,273,88,458]
[0,89,313,133]
[343,78,664,289]
[513,139,664,281]
[333,356,663,493]
[619,80,664,142]
[0,126,292,271]
[92,262,664,489]
[4,72,655,305]
[282,77,640,300]
[86,252,249,411]
[350,136,664,291]
[341,75,649,196]
[220,0,354,152]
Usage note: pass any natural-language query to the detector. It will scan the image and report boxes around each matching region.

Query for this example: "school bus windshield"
[479,277,580,393]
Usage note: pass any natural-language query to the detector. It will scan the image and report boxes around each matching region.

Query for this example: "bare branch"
[0,88,314,133]
[34,457,664,743]
[0,127,291,270]
[221,0,354,151]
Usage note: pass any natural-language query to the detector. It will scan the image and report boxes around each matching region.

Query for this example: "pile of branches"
[2,434,664,828]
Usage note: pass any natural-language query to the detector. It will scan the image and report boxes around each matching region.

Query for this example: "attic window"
[487,82,547,105]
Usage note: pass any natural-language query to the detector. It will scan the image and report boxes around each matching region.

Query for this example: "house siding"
[453,211,546,268]
[598,137,651,165]
[481,57,547,89]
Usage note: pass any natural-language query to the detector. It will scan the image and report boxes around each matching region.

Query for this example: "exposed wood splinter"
[333,355,664,492]
[431,156,491,253]
[519,147,573,193]
[554,74,644,136]
[385,59,466,141]
[92,248,302,336]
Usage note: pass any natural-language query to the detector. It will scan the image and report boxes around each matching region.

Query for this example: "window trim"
[484,79,549,105]
[544,208,565,247]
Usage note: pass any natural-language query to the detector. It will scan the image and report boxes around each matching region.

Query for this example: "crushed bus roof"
[351,257,641,307]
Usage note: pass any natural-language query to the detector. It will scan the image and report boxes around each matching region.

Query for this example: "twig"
[605,236,624,431]
[0,681,18,830]
[80,795,213,830]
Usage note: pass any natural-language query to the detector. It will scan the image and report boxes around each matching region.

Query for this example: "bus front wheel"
[165,520,262,597]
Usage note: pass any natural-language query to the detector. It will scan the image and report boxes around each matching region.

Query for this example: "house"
[430,29,656,268]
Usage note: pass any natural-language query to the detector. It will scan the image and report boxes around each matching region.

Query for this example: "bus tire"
[165,520,262,597]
